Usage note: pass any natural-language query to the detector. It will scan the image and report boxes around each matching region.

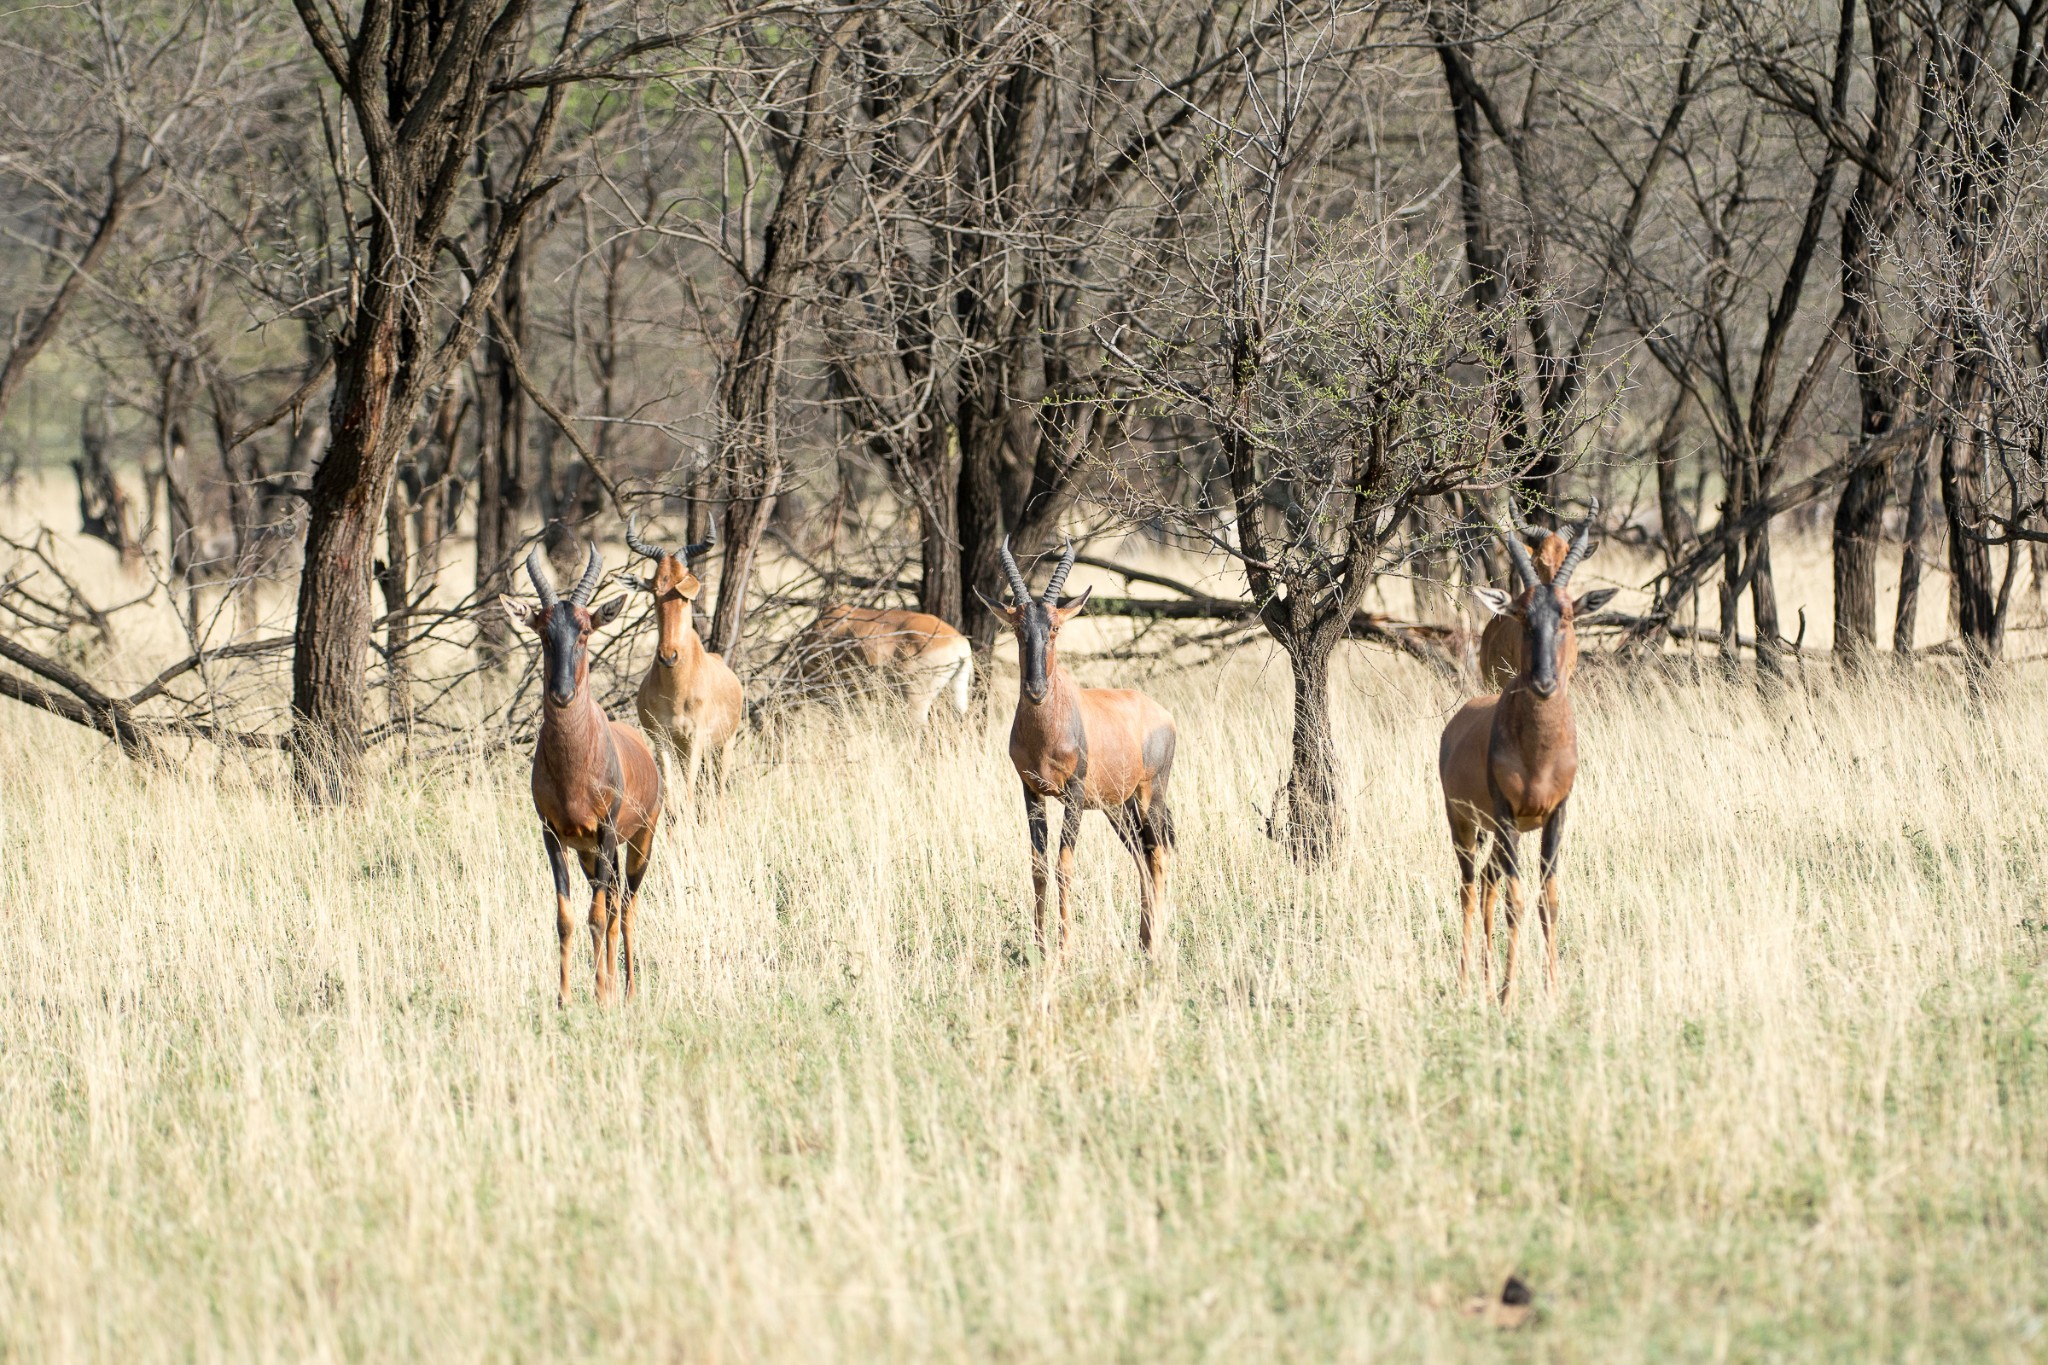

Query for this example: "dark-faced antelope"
[1438,508,1604,1009]
[981,540,1177,957]
[793,605,973,723]
[1474,513,1615,687]
[502,545,662,1006]
[625,517,745,806]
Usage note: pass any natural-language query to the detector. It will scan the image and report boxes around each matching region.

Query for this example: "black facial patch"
[1016,601,1055,698]
[1522,585,1564,689]
[541,603,586,701]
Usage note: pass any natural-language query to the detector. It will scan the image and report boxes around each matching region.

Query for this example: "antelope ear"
[500,594,540,633]
[590,596,627,628]
[677,573,703,602]
[1052,584,1093,622]
[1574,587,1618,616]
[973,585,1018,625]
[1470,586,1514,618]
[639,576,657,593]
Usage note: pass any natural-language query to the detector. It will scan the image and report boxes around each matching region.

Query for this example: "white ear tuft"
[1470,586,1513,618]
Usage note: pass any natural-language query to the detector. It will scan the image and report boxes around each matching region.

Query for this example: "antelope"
[981,539,1177,957]
[1438,505,1604,1010]
[792,604,973,723]
[502,545,662,1006]
[625,517,745,806]
[1474,513,1615,687]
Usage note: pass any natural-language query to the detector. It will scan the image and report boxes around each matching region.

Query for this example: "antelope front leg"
[1490,799,1526,1012]
[545,829,575,1008]
[1539,802,1567,992]
[1451,823,1480,992]
[1056,782,1085,957]
[1025,787,1050,958]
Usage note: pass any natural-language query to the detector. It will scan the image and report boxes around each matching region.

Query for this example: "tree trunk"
[1894,433,1932,655]
[1940,377,1998,670]
[955,367,1012,660]
[1653,390,1694,568]
[1280,631,1341,861]
[916,418,963,626]
[1749,520,1783,679]
[1831,458,1888,663]
[379,484,413,731]
[474,236,530,666]
[705,18,856,667]
[290,302,408,801]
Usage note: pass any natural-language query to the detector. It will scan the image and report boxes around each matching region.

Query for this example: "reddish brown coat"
[796,605,973,722]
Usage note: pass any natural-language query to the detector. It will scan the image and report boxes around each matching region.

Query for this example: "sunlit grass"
[2,479,2046,1358]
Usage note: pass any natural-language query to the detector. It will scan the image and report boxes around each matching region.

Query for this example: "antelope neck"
[1016,651,1080,730]
[654,603,705,670]
[538,687,613,779]
[1496,668,1574,755]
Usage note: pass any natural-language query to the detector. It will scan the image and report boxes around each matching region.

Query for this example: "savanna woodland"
[3,0,2048,1357]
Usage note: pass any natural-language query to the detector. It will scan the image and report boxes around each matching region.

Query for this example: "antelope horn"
[1513,508,1551,546]
[1043,540,1077,603]
[570,542,605,605]
[525,546,559,609]
[624,515,663,560]
[997,536,1030,604]
[681,533,715,564]
[1500,520,1539,590]
[1553,498,1600,589]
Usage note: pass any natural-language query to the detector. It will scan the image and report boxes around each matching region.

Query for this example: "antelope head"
[1473,502,1612,700]
[977,537,1091,706]
[502,543,624,708]
[1512,514,1573,583]
[626,516,715,668]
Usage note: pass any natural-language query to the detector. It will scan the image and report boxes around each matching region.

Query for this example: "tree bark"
[1829,0,1911,664]
[1280,635,1340,860]
[915,417,963,626]
[0,139,133,429]
[706,16,858,668]
[379,483,413,730]
[291,292,410,798]
[475,232,531,666]
[1941,371,1998,669]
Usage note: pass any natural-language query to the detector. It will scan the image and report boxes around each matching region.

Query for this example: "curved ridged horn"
[1553,499,1600,589]
[1500,521,1539,590]
[624,515,663,560]
[525,546,560,610]
[1512,507,1552,547]
[681,533,715,565]
[997,536,1030,603]
[570,542,605,605]
[1043,540,1077,603]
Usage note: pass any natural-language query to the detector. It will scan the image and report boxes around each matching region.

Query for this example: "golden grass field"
[3,480,2047,1360]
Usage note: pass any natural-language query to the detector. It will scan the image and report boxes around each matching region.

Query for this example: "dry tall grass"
[2,507,2047,1359]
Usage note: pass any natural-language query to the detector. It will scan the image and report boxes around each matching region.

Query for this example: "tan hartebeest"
[1438,507,1604,1009]
[793,605,973,723]
[1474,512,1615,687]
[502,545,662,1006]
[625,517,744,808]
[981,540,1177,957]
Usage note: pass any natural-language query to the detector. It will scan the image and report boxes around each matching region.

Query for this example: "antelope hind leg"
[1111,800,1154,953]
[1539,802,1567,991]
[1450,813,1480,992]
